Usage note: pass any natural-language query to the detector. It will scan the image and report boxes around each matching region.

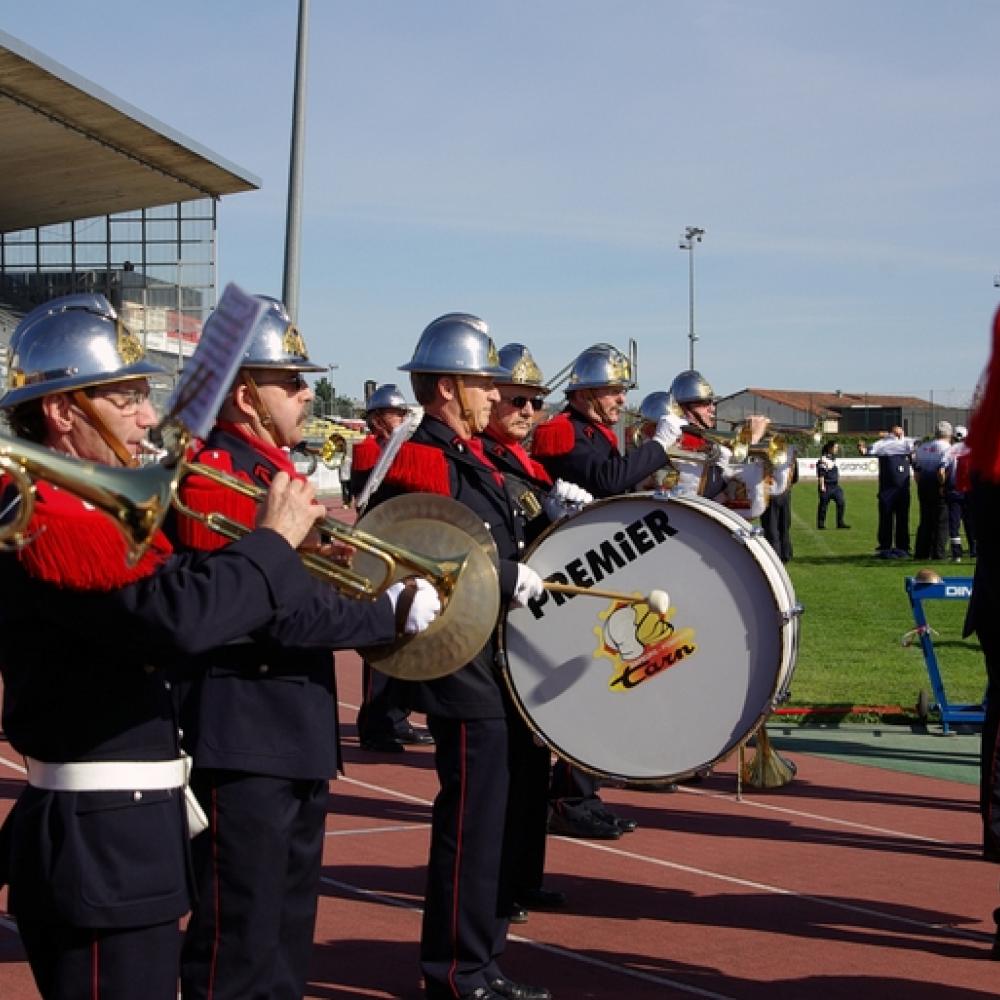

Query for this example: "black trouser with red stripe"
[180,770,327,1000]
[421,716,510,999]
[17,917,180,1000]
[980,629,1000,862]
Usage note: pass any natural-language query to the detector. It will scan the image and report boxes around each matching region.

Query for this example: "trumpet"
[0,433,500,681]
[291,433,347,475]
[172,459,461,601]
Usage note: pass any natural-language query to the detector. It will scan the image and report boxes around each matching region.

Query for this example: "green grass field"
[781,479,983,722]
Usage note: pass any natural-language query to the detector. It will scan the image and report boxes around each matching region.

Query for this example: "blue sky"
[6,2,998,406]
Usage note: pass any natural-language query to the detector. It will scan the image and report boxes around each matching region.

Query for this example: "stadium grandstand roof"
[0,30,260,234]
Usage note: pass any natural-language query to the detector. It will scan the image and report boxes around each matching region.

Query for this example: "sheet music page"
[160,283,264,443]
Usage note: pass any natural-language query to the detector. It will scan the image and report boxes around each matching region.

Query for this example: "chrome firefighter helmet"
[637,390,679,423]
[0,293,165,410]
[669,369,715,406]
[235,295,324,372]
[365,383,410,413]
[565,343,635,392]
[399,313,509,377]
[496,343,548,390]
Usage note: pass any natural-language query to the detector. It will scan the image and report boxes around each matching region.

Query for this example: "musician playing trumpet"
[0,294,408,1000]
[169,297,441,1000]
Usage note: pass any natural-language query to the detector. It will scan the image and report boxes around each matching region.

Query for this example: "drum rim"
[502,491,800,783]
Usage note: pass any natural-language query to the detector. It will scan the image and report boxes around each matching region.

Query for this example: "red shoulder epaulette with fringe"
[351,435,380,474]
[530,413,576,459]
[175,448,258,552]
[12,481,172,591]
[679,431,713,454]
[382,442,450,496]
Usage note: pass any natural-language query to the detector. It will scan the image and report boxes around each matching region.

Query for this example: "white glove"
[386,578,442,635]
[542,479,593,521]
[512,563,545,609]
[652,413,687,453]
[714,445,733,473]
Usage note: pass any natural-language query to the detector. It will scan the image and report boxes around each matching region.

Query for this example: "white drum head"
[504,493,798,782]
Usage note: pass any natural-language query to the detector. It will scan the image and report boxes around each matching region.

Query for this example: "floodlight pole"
[679,226,705,370]
[282,0,310,322]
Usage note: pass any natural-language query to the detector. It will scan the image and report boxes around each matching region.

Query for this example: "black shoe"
[518,887,567,910]
[817,525,826,530]
[488,976,552,1000]
[594,809,637,833]
[507,903,529,924]
[836,524,851,530]
[548,810,621,840]
[359,735,405,753]
[396,724,434,745]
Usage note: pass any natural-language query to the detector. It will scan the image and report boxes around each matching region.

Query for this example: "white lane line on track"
[675,785,953,844]
[339,775,433,806]
[319,874,737,1000]
[553,836,992,943]
[335,774,991,944]
[326,824,428,837]
[0,754,25,774]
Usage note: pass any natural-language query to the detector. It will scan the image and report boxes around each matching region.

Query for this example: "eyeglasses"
[86,387,151,416]
[255,373,310,392]
[504,394,545,412]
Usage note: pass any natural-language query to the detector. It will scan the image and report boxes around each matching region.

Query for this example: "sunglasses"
[255,373,310,391]
[504,394,545,412]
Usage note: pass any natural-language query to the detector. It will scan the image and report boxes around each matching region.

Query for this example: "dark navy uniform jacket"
[481,431,554,547]
[0,492,318,929]
[367,416,522,719]
[171,424,397,780]
[531,407,667,498]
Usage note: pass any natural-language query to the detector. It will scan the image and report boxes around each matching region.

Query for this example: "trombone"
[0,433,499,681]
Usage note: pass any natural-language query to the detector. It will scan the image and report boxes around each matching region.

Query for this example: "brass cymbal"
[355,493,500,681]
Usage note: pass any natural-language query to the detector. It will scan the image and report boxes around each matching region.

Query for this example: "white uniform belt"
[25,756,188,792]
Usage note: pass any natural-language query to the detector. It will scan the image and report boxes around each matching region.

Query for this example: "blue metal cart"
[904,575,983,733]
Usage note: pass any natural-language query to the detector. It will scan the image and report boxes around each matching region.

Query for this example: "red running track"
[1,648,998,999]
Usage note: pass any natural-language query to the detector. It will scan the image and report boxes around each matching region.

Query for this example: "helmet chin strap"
[589,388,615,426]
[452,376,476,438]
[71,390,137,468]
[240,372,284,448]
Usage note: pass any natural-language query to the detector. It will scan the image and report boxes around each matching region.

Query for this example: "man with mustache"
[0,293,380,1000]
[171,297,440,1000]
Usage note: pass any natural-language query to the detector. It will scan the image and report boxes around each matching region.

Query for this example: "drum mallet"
[542,582,669,613]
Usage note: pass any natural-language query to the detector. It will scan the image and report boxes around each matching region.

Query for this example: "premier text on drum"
[526,508,678,620]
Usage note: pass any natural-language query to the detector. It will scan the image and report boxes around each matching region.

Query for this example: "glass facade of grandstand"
[0,198,216,402]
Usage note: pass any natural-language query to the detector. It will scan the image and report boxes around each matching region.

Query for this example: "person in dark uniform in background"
[760,445,798,562]
[0,294,338,1000]
[947,424,976,563]
[532,344,685,840]
[482,343,591,924]
[861,426,914,558]
[353,383,435,752]
[366,314,552,1000]
[960,306,1000,957]
[170,297,440,1000]
[913,421,954,560]
[816,440,850,530]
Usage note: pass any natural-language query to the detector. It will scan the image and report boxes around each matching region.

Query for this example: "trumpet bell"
[355,493,500,681]
[0,435,176,564]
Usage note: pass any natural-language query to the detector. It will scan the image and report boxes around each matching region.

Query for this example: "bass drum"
[503,492,800,782]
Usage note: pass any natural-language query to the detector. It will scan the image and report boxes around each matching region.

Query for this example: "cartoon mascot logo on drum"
[596,591,697,691]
